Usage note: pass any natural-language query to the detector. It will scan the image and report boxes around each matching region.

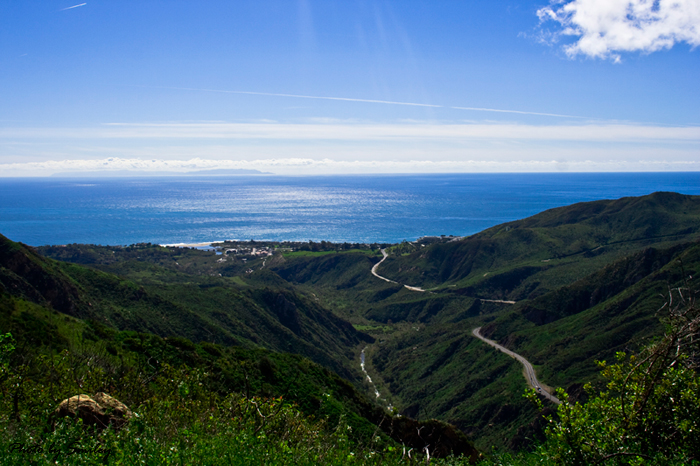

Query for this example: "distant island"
[50,168,272,177]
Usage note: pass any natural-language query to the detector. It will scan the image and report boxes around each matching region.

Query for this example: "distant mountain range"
[50,168,272,177]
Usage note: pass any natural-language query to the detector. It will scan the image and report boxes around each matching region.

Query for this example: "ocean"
[1,173,699,246]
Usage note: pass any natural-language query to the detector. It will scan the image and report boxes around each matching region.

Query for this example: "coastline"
[160,241,218,248]
[3,173,699,247]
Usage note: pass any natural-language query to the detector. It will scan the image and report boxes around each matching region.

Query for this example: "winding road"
[370,249,559,404]
[472,327,560,404]
[371,249,427,292]
[371,249,398,284]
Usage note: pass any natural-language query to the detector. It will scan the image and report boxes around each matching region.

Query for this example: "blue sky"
[1,0,698,175]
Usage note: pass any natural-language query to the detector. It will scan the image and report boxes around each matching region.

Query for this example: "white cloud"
[2,122,699,141]
[538,0,700,61]
[1,121,698,175]
[1,156,699,177]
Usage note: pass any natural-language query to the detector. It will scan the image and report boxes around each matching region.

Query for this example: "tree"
[536,282,700,465]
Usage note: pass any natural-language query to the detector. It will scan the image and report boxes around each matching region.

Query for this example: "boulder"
[54,392,132,429]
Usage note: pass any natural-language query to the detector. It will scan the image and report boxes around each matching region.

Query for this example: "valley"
[2,191,699,461]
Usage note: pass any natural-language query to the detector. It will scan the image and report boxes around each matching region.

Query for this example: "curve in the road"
[472,327,560,404]
[372,249,428,292]
[369,251,559,404]
[479,299,516,305]
[371,249,398,284]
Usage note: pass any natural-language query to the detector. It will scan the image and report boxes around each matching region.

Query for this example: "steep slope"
[380,192,700,297]
[371,240,699,451]
[0,242,481,461]
[1,234,370,382]
[0,234,85,316]
[483,240,700,385]
[0,288,480,460]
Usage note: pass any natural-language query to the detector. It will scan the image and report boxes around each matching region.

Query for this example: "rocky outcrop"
[53,392,133,429]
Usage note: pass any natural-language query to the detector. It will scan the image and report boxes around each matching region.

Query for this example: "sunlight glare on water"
[0,173,698,246]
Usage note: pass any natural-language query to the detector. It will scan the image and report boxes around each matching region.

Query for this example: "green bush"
[481,285,700,466]
[0,333,413,465]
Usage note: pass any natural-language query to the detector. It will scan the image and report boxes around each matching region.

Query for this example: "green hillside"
[367,240,699,449]
[271,192,700,450]
[0,237,480,463]
[3,191,698,459]
[381,192,700,295]
[485,241,700,385]
[5,236,372,383]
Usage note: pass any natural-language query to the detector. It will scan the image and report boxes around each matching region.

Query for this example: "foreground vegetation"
[0,332,409,465]
[2,286,697,465]
[484,284,700,465]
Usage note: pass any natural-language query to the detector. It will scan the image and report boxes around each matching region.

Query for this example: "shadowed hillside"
[2,234,371,382]
[1,235,481,462]
[381,192,700,293]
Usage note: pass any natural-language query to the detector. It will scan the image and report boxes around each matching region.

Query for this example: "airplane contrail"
[159,86,442,108]
[61,3,86,11]
[450,106,582,118]
[143,85,585,118]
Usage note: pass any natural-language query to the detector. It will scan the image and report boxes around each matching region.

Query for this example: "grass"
[281,249,381,258]
[0,348,406,466]
[367,319,542,451]
[353,324,394,334]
